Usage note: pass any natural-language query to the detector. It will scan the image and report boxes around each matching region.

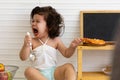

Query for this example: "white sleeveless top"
[30,38,57,70]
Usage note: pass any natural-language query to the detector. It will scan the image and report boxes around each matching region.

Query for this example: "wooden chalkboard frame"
[80,10,120,41]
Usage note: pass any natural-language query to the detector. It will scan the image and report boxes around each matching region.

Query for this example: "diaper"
[39,66,56,80]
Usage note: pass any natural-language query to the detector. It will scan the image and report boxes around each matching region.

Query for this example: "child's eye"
[36,20,40,23]
[31,20,34,23]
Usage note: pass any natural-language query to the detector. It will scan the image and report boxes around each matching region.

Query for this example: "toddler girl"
[19,6,81,80]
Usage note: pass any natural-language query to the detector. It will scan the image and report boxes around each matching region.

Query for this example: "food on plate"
[81,38,106,46]
[0,63,12,80]
[104,65,112,72]
[7,72,12,80]
[102,65,112,75]
[0,72,8,80]
[0,63,5,72]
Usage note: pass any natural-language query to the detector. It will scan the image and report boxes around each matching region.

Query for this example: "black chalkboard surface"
[80,11,120,41]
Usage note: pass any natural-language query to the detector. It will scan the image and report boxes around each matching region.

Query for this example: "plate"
[102,67,111,75]
[83,43,106,46]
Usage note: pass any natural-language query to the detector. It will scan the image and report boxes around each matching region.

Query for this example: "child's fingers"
[24,35,32,46]
[74,38,82,43]
[71,38,82,47]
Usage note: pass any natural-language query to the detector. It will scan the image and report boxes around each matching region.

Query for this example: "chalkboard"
[80,11,120,41]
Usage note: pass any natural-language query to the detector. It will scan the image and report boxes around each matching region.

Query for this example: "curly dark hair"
[30,6,65,39]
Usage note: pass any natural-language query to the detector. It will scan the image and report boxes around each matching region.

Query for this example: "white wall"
[0,0,119,79]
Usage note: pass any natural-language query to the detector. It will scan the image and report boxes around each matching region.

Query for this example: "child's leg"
[24,67,47,80]
[54,63,76,80]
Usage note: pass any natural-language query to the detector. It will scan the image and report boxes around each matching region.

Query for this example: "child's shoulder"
[52,37,63,45]
[52,37,61,42]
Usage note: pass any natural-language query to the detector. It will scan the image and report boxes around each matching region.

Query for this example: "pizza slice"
[81,38,106,46]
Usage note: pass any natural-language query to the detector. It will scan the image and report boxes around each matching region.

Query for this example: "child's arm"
[19,32,32,61]
[57,37,81,58]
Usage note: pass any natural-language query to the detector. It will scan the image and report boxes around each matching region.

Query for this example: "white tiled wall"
[0,0,119,79]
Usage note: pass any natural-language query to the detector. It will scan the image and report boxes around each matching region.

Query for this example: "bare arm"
[57,37,81,58]
[19,34,32,61]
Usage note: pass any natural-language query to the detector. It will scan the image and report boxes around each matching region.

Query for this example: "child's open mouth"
[33,28,38,36]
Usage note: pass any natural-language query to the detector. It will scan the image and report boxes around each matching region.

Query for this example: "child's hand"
[70,38,82,48]
[24,32,32,47]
